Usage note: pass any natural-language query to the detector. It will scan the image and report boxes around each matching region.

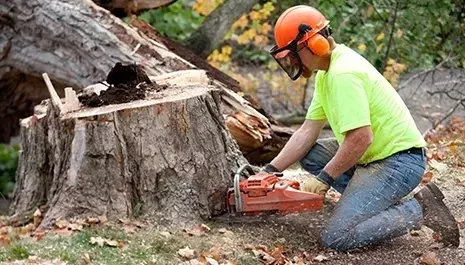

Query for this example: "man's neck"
[319,38,337,71]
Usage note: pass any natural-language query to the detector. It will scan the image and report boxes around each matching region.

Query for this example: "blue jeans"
[300,138,426,251]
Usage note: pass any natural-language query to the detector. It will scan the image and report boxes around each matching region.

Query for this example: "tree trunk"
[1,0,293,224]
[187,0,260,58]
[13,81,246,227]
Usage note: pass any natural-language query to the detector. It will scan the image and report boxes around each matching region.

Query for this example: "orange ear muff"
[307,34,330,56]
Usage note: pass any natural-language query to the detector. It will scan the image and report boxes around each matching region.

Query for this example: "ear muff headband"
[298,23,331,56]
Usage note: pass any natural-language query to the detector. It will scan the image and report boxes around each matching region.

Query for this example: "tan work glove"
[302,171,333,195]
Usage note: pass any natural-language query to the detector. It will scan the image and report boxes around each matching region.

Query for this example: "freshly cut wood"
[12,79,247,227]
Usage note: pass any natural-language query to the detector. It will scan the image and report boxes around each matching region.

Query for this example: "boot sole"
[426,182,445,200]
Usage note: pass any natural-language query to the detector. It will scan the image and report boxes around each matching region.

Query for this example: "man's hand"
[303,177,329,195]
[302,171,334,195]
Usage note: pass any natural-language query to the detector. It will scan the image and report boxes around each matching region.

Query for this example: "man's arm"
[323,126,373,178]
[269,119,326,172]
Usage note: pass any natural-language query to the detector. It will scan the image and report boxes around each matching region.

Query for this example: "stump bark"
[13,84,246,227]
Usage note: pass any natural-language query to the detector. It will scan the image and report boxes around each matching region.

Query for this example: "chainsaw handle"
[233,164,256,213]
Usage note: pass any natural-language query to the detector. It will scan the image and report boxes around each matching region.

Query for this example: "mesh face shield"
[269,45,304,80]
[270,25,309,80]
[270,25,332,80]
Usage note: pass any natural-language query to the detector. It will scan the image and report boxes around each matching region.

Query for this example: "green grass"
[0,225,226,265]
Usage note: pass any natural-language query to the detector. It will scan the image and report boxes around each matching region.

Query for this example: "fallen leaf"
[90,236,106,247]
[98,215,108,223]
[410,230,421,236]
[86,217,100,225]
[68,223,83,231]
[428,159,448,174]
[178,246,196,259]
[122,224,137,234]
[205,257,219,265]
[243,243,255,250]
[82,252,91,265]
[0,234,11,246]
[421,170,433,184]
[184,226,205,237]
[33,230,46,241]
[105,239,119,247]
[159,231,171,237]
[457,220,465,229]
[207,246,223,261]
[431,232,441,242]
[218,228,228,234]
[417,251,440,265]
[18,223,35,235]
[200,223,211,232]
[33,209,42,228]
[313,254,329,262]
[55,219,69,229]
[269,245,286,264]
[54,228,73,237]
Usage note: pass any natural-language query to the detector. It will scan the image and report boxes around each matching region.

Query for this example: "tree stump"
[12,81,247,227]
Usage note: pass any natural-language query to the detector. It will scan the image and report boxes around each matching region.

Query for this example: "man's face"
[297,47,320,73]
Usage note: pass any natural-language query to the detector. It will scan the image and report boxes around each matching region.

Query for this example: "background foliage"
[142,0,464,79]
[0,144,19,198]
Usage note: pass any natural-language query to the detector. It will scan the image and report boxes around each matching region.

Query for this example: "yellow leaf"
[376,32,385,41]
[221,45,232,55]
[193,0,224,16]
[376,43,384,53]
[237,33,249,45]
[393,63,408,73]
[358,44,367,52]
[254,35,268,46]
[396,29,403,38]
[259,23,272,34]
[387,58,396,65]
[232,15,248,30]
[243,28,256,40]
[249,11,261,20]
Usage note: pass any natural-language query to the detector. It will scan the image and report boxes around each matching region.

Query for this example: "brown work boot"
[414,182,460,247]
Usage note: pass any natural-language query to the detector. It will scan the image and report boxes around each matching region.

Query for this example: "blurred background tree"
[134,0,464,117]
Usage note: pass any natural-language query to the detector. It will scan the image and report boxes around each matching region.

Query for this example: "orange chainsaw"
[226,164,324,215]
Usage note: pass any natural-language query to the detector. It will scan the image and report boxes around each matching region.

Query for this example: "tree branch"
[382,0,398,71]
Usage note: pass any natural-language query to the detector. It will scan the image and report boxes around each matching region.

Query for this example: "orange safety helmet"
[270,5,331,80]
[274,5,330,56]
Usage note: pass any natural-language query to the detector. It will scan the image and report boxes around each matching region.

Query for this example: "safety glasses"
[269,28,308,80]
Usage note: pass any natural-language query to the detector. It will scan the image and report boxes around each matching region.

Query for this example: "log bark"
[93,0,176,17]
[13,83,246,227]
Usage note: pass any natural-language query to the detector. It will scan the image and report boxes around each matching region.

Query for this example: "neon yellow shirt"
[306,44,426,164]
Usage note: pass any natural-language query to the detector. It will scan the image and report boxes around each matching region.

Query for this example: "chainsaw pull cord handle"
[233,164,255,213]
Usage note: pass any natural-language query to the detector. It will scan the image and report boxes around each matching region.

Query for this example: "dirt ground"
[208,165,465,265]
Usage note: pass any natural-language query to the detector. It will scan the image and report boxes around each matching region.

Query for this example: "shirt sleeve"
[329,73,371,134]
[305,87,326,120]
